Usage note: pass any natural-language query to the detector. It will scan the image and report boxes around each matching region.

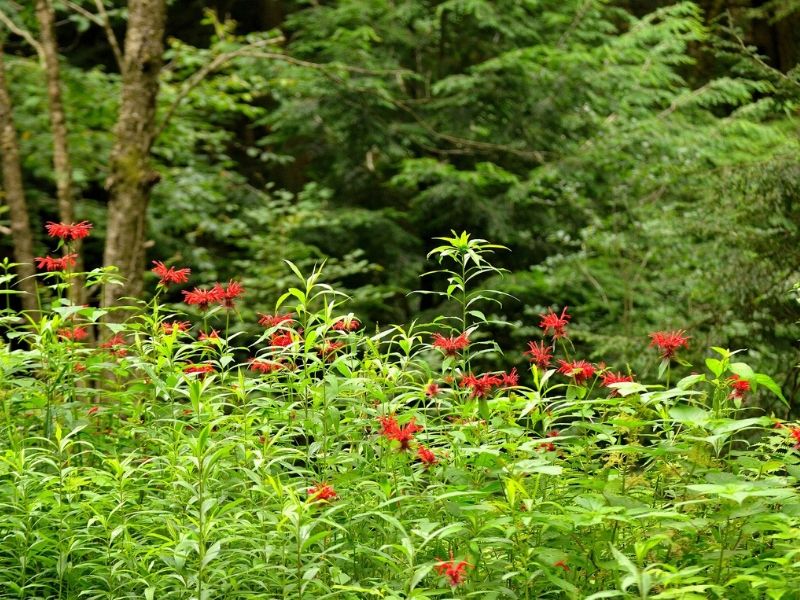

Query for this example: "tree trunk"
[0,43,39,316]
[101,0,166,318]
[35,0,84,305]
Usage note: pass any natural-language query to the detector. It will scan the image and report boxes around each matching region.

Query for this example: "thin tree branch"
[153,36,284,141]
[92,0,123,71]
[240,50,414,76]
[62,0,123,71]
[0,8,45,61]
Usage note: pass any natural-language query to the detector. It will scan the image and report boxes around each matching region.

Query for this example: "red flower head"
[460,373,503,398]
[35,253,77,272]
[248,358,284,374]
[199,329,220,342]
[379,415,423,450]
[58,326,88,341]
[151,261,191,285]
[789,427,800,450]
[332,317,361,332]
[601,371,634,396]
[320,340,344,358]
[728,374,750,399]
[432,332,470,356]
[539,307,570,339]
[554,560,570,572]
[87,406,100,416]
[74,363,87,373]
[270,332,295,348]
[184,364,215,375]
[434,550,471,587]
[100,333,128,357]
[557,359,595,384]
[542,430,560,452]
[45,220,93,240]
[258,313,294,328]
[162,320,190,334]
[502,368,519,388]
[307,483,337,503]
[648,330,690,360]
[182,286,224,311]
[216,280,245,309]
[417,445,437,467]
[525,340,553,367]
[425,382,440,398]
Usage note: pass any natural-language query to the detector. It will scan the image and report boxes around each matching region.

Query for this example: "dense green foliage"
[1,234,798,599]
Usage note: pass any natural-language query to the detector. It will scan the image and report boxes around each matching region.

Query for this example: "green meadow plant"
[0,222,798,599]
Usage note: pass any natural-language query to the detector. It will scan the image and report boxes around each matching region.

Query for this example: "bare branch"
[92,0,123,71]
[0,8,45,61]
[153,36,284,141]
[62,0,123,71]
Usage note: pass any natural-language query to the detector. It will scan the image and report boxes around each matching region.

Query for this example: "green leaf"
[729,362,755,380]
[705,358,723,378]
[754,373,788,407]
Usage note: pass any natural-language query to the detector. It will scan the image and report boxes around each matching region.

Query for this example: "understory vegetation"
[1,230,798,599]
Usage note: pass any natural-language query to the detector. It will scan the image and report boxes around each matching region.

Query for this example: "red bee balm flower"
[379,415,423,450]
[525,340,553,367]
[432,332,470,356]
[58,326,88,341]
[542,430,560,452]
[35,253,77,271]
[332,317,360,331]
[307,483,337,502]
[460,373,503,398]
[199,330,220,341]
[87,406,100,416]
[417,445,437,467]
[648,330,690,360]
[434,551,471,587]
[248,358,284,374]
[45,220,93,240]
[270,332,294,347]
[425,382,440,397]
[554,560,570,572]
[502,368,519,387]
[539,307,570,339]
[601,371,634,396]
[184,364,215,375]
[729,374,750,399]
[151,261,191,285]
[182,287,224,311]
[558,360,595,384]
[162,321,190,334]
[258,313,294,328]
[100,333,128,357]
[789,427,800,449]
[320,340,344,358]
[215,280,245,309]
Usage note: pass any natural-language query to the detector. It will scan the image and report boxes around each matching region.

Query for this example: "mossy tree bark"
[101,0,167,320]
[0,42,38,316]
[35,0,84,305]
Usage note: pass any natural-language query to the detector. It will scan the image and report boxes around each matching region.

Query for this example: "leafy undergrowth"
[1,229,799,599]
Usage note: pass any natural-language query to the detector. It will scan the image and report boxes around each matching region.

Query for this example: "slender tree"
[101,0,167,316]
[35,0,84,304]
[0,40,38,315]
